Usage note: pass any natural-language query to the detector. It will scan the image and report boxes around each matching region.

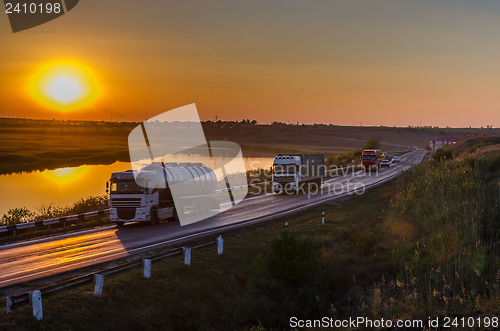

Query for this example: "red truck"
[361,149,381,171]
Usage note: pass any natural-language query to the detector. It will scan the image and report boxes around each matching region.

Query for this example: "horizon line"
[0,116,497,130]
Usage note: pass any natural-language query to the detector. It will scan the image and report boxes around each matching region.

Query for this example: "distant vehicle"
[380,160,390,168]
[361,149,381,171]
[107,162,219,226]
[272,154,325,194]
[381,152,388,158]
[391,156,400,163]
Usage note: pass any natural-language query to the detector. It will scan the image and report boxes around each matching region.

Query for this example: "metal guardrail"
[0,184,261,237]
[0,209,110,234]
[6,239,217,313]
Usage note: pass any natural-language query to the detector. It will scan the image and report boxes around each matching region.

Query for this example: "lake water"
[0,157,274,217]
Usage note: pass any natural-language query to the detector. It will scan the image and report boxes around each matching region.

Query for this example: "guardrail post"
[93,274,104,296]
[143,259,152,278]
[322,211,325,224]
[216,235,223,255]
[6,296,12,314]
[183,247,191,266]
[32,290,43,321]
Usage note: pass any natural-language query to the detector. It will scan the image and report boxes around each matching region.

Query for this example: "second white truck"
[272,153,325,194]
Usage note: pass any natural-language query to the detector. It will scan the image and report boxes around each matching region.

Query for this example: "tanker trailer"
[107,162,219,226]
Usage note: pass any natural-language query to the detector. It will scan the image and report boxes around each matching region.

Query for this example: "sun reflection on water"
[41,166,90,187]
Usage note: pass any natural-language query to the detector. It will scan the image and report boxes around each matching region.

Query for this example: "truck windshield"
[362,155,376,161]
[273,164,298,174]
[110,181,144,194]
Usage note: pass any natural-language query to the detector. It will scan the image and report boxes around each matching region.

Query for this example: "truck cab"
[361,149,381,171]
[273,155,301,193]
[108,169,174,226]
[272,154,324,194]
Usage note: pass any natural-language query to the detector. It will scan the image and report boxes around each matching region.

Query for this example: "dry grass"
[357,147,500,318]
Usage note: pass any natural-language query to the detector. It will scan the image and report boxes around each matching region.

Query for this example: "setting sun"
[46,75,83,104]
[28,60,101,112]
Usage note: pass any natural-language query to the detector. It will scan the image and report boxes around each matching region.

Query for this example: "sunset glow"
[1,1,499,126]
[41,166,89,186]
[27,60,101,112]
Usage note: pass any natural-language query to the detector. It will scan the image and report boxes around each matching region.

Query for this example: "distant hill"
[1,117,499,174]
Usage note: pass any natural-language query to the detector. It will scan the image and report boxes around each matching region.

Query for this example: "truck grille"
[116,208,137,220]
[111,198,141,207]
[274,176,295,182]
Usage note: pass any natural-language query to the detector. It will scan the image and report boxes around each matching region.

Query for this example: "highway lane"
[0,151,426,288]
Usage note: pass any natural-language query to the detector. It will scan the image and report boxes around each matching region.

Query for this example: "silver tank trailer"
[138,162,217,196]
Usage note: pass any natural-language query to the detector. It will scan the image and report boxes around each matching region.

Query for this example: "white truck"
[107,162,218,226]
[272,154,325,194]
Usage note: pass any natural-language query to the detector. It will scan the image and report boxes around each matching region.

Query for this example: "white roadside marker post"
[216,235,223,255]
[183,247,191,266]
[93,274,104,296]
[32,290,43,321]
[143,259,152,279]
[6,296,13,314]
[322,211,325,224]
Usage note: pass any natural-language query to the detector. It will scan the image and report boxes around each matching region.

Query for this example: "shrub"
[68,196,108,214]
[244,230,327,327]
[266,230,323,286]
[1,196,108,226]
[432,147,453,163]
[1,207,35,225]
[363,137,381,150]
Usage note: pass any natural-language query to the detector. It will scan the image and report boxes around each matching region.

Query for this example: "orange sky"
[0,0,499,127]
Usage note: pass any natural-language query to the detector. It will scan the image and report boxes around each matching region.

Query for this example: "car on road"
[380,160,390,168]
[391,156,400,163]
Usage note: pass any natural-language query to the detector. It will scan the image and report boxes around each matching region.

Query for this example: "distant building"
[429,136,461,151]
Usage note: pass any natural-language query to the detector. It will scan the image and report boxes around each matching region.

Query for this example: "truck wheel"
[149,207,159,225]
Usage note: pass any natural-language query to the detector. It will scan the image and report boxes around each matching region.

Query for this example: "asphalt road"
[0,151,426,288]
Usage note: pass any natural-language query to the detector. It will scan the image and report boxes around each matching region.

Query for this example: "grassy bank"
[0,119,133,174]
[357,148,500,318]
